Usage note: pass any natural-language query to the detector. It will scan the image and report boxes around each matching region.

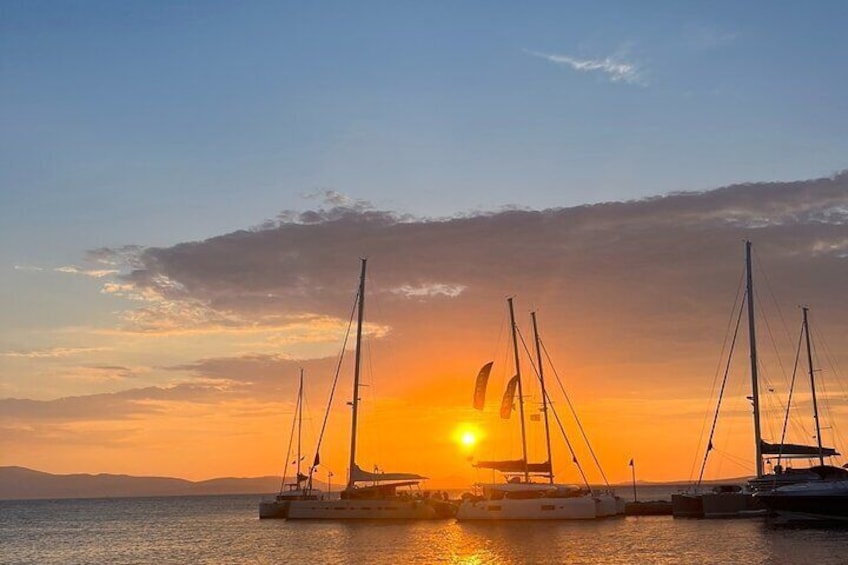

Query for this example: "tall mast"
[297,368,303,482]
[802,306,825,466]
[507,297,529,483]
[531,311,554,484]
[745,241,764,478]
[347,258,367,489]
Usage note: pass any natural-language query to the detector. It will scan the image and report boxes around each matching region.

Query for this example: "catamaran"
[754,306,848,524]
[285,259,455,520]
[456,299,623,520]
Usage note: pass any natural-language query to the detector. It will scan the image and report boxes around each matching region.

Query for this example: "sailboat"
[672,241,842,519]
[672,241,766,518]
[259,369,320,519]
[749,306,843,491]
[456,299,622,520]
[286,259,456,520]
[754,307,848,524]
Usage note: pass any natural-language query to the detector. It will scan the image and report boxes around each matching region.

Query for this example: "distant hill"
[0,466,288,500]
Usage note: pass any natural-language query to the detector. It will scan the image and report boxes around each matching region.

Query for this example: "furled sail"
[475,459,552,474]
[473,361,494,410]
[349,463,428,484]
[500,375,520,419]
[761,440,839,458]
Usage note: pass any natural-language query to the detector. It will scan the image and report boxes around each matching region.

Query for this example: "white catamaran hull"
[286,498,440,520]
[594,494,626,517]
[456,496,597,520]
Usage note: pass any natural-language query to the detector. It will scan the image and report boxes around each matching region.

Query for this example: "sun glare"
[454,424,481,450]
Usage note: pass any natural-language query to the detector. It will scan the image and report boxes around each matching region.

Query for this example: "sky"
[1,1,847,485]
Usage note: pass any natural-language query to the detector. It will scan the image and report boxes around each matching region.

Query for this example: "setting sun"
[461,431,477,447]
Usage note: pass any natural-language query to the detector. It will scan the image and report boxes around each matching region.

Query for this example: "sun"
[454,424,481,450]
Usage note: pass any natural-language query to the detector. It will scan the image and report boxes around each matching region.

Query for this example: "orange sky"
[2,176,847,486]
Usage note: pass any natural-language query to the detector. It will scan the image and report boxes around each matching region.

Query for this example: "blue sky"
[3,1,847,262]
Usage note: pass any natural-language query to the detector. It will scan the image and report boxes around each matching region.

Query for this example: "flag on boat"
[473,361,493,410]
[313,452,320,467]
[629,458,634,467]
[500,375,520,419]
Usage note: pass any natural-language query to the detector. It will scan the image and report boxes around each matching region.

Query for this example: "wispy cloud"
[525,49,645,85]
[3,346,111,359]
[390,283,467,299]
[55,265,120,278]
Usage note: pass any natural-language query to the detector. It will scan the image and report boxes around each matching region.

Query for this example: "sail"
[349,463,427,484]
[473,361,494,410]
[761,440,839,458]
[475,459,552,474]
[500,375,520,419]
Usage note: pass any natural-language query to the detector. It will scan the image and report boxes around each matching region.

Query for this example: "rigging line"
[279,379,301,495]
[813,330,848,453]
[689,268,746,483]
[546,389,591,491]
[815,322,847,384]
[777,318,805,467]
[751,249,795,432]
[696,293,745,489]
[306,287,359,491]
[364,326,383,467]
[811,334,844,452]
[812,321,848,407]
[514,324,590,488]
[752,247,795,346]
[538,337,610,488]
[755,295,791,426]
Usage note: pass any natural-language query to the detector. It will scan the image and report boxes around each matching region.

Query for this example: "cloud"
[525,49,645,85]
[2,347,111,359]
[71,172,845,393]
[390,283,467,298]
[0,383,239,422]
[4,172,847,480]
[13,265,43,272]
[55,265,120,278]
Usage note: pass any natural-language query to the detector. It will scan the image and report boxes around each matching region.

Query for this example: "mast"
[347,258,367,489]
[296,368,303,484]
[745,241,764,478]
[802,306,825,466]
[531,311,554,484]
[507,297,530,483]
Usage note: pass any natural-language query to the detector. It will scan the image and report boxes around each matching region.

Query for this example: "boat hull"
[456,496,598,520]
[672,492,764,519]
[671,494,704,518]
[758,493,848,523]
[701,492,765,518]
[259,500,291,519]
[594,494,624,517]
[286,497,450,520]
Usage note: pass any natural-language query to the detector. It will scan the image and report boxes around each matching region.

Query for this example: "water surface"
[2,494,845,564]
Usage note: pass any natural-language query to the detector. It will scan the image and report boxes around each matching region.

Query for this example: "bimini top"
[474,459,552,474]
[349,463,427,484]
[761,440,839,459]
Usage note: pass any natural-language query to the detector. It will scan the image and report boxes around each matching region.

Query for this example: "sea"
[2,486,847,565]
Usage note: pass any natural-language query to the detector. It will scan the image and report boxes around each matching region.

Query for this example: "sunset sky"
[1,2,846,487]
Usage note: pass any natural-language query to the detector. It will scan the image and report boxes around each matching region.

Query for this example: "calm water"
[2,492,847,564]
